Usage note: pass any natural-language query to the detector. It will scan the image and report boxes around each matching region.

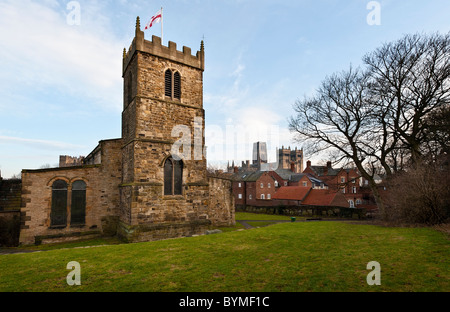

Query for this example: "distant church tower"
[278,146,303,173]
[119,17,209,241]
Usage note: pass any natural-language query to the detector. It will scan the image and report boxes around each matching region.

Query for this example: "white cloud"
[0,0,124,112]
[0,135,87,151]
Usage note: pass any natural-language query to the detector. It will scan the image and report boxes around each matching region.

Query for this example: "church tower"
[119,17,210,242]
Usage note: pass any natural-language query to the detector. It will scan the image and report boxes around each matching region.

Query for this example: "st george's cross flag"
[144,9,162,30]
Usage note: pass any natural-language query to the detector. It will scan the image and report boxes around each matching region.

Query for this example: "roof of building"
[272,186,310,201]
[309,166,340,176]
[302,189,345,206]
[231,170,275,182]
[273,168,304,180]
[289,173,326,185]
[289,173,307,182]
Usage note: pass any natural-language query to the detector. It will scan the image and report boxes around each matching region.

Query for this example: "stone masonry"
[17,17,235,245]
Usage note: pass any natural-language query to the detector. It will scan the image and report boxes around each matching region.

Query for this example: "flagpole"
[161,7,164,44]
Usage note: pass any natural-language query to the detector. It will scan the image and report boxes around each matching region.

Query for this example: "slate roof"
[273,168,303,180]
[309,166,340,176]
[232,171,267,182]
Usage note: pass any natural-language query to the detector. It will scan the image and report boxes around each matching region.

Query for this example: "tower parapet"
[123,17,204,76]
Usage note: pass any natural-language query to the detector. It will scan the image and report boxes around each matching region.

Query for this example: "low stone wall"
[237,205,366,219]
[207,176,235,226]
[117,219,212,243]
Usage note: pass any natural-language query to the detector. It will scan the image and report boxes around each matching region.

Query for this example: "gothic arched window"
[174,71,181,99]
[165,69,181,100]
[51,180,68,227]
[165,69,172,97]
[71,180,86,225]
[164,157,183,196]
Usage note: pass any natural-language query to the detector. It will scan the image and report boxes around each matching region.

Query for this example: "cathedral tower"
[278,146,304,173]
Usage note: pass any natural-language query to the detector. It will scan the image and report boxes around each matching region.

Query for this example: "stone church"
[18,18,235,245]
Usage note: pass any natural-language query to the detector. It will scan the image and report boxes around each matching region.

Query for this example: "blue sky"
[1,0,450,178]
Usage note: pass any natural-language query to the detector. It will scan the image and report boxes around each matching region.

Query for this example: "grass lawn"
[0,221,448,292]
[235,212,295,221]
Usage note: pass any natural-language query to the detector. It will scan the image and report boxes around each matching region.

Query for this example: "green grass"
[245,221,279,228]
[13,237,124,252]
[235,212,297,221]
[0,221,448,292]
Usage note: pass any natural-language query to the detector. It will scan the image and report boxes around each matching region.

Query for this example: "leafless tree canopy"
[289,32,450,219]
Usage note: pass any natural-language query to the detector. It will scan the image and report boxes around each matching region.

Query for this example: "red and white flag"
[144,9,162,30]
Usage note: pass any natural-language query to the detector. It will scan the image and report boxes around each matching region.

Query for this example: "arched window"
[174,71,181,99]
[71,180,86,225]
[51,180,68,227]
[165,69,181,100]
[165,69,172,97]
[348,200,355,208]
[164,157,183,195]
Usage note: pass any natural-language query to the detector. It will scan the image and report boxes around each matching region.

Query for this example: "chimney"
[325,161,332,175]
[290,162,296,173]
[234,166,238,173]
[307,160,311,168]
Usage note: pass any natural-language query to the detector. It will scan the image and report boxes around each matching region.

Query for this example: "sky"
[1,0,450,178]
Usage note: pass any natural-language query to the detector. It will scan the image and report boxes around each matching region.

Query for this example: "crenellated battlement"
[123,16,204,76]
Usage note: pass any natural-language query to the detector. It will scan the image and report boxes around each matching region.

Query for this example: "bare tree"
[363,32,450,164]
[289,32,450,219]
[289,67,390,216]
[421,104,450,159]
[385,159,450,224]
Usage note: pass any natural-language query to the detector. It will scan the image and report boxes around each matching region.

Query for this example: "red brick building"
[232,171,277,207]
[303,160,368,207]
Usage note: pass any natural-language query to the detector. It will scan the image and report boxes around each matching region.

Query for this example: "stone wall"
[59,155,85,168]
[0,178,22,211]
[208,176,235,227]
[0,211,20,247]
[237,204,366,219]
[19,139,122,245]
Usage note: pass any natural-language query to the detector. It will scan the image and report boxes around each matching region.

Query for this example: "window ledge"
[70,224,86,228]
[163,195,185,200]
[49,225,67,230]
